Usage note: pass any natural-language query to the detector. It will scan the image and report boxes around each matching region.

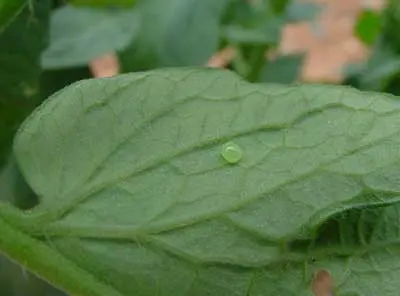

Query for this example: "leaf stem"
[246,45,268,82]
[0,206,123,296]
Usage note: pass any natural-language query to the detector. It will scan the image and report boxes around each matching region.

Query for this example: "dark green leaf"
[0,0,27,31]
[344,45,400,91]
[221,1,284,46]
[120,0,228,70]
[221,0,253,26]
[40,67,92,99]
[386,74,400,96]
[0,156,37,209]
[269,0,290,15]
[355,9,382,46]
[41,5,139,69]
[382,0,400,53]
[260,54,304,83]
[3,68,400,295]
[0,0,49,167]
[222,17,283,45]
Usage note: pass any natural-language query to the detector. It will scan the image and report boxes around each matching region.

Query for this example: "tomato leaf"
[3,68,400,295]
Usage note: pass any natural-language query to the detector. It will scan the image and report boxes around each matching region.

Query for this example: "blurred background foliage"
[0,0,398,295]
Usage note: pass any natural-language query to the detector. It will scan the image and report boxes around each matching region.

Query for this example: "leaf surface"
[41,5,139,69]
[6,68,400,295]
[120,0,228,70]
[285,1,323,23]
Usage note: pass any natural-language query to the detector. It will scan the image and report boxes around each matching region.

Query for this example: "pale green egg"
[221,142,243,164]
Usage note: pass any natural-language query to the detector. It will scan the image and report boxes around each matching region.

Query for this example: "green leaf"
[285,1,323,23]
[0,0,27,31]
[222,17,283,45]
[269,0,290,15]
[382,0,400,53]
[41,5,139,69]
[221,1,284,46]
[120,0,228,70]
[0,0,49,167]
[355,9,382,46]
[69,0,137,8]
[260,54,304,83]
[2,68,400,295]
[344,45,400,91]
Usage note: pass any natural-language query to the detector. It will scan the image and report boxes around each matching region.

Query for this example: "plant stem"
[246,45,269,82]
[0,209,123,296]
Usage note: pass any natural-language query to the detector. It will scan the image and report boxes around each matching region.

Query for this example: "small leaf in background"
[41,4,139,69]
[285,1,324,23]
[5,68,400,296]
[221,0,284,47]
[0,0,27,31]
[354,9,382,46]
[382,0,400,54]
[344,44,400,91]
[120,0,229,70]
[222,17,284,45]
[69,0,137,8]
[269,0,290,15]
[260,53,304,83]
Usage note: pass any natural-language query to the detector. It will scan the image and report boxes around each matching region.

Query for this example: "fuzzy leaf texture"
[3,68,400,296]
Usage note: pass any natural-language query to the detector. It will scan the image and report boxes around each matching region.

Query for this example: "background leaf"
[0,0,49,169]
[284,1,323,23]
[6,68,400,295]
[222,17,283,45]
[221,0,284,46]
[0,0,27,31]
[260,53,304,83]
[41,4,139,69]
[120,0,228,70]
[354,9,382,46]
[69,0,137,8]
[344,44,400,91]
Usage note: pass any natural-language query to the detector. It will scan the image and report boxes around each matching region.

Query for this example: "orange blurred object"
[89,52,120,78]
